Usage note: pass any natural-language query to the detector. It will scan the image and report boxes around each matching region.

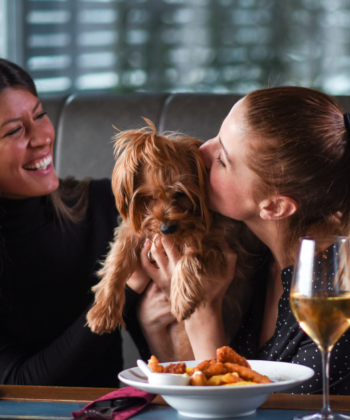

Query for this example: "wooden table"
[0,385,350,418]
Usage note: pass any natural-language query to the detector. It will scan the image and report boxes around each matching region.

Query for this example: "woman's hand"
[147,236,236,306]
[141,237,182,298]
[137,280,176,334]
[137,280,194,361]
[137,280,176,361]
[126,242,152,294]
[127,237,170,294]
[141,237,237,360]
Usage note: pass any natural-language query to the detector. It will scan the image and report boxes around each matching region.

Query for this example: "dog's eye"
[174,192,187,200]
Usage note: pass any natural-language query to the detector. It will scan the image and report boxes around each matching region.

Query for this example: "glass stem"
[321,349,332,417]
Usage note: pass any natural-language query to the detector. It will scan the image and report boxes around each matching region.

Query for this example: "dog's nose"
[160,224,177,235]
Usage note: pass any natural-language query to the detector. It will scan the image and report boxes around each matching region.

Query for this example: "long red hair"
[244,86,349,254]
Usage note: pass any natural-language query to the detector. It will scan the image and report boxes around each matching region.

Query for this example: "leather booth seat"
[44,92,350,180]
[41,92,350,370]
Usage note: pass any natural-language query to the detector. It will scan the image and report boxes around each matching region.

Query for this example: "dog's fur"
[86,120,255,335]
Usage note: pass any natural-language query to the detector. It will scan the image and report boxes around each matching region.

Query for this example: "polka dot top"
[231,253,350,395]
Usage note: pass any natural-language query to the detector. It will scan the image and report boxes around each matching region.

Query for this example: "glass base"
[294,413,350,420]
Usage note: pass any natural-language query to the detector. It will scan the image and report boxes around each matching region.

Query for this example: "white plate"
[118,360,314,418]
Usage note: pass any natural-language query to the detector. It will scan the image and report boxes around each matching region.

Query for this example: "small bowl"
[137,359,190,386]
[148,371,190,386]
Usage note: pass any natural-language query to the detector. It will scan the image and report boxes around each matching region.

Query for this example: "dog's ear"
[112,161,134,220]
[110,119,159,221]
[186,139,212,231]
[111,129,144,220]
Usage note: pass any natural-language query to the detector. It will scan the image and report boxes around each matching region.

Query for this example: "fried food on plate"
[202,360,228,379]
[193,359,210,373]
[224,381,256,386]
[163,362,187,374]
[148,355,186,374]
[206,373,241,386]
[147,345,271,386]
[225,363,271,384]
[217,346,251,368]
[190,371,207,386]
[148,355,164,372]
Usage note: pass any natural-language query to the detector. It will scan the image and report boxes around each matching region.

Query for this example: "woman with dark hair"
[142,86,350,394]
[0,58,151,386]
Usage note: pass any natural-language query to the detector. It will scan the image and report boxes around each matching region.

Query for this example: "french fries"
[206,373,241,386]
[147,346,271,386]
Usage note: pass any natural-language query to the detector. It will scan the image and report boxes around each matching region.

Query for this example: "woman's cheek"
[205,171,221,211]
[208,166,222,192]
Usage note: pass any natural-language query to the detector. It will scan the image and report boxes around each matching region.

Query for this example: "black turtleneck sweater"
[0,179,149,387]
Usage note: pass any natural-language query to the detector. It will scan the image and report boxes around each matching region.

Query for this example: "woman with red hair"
[142,86,350,394]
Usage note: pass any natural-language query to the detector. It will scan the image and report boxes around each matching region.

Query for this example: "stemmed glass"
[290,236,350,420]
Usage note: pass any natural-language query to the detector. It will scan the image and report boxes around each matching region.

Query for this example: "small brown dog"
[86,119,253,334]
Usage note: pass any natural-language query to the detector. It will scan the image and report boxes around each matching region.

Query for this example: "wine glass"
[290,236,350,420]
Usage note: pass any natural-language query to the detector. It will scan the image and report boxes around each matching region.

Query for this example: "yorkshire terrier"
[86,119,254,335]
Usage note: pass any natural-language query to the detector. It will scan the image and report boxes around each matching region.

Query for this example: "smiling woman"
[0,60,91,223]
[0,59,151,387]
[0,88,58,199]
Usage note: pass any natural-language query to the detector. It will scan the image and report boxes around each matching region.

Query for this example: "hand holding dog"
[148,237,237,308]
[142,237,182,299]
[138,281,175,333]
[145,237,237,360]
[137,280,194,361]
[137,280,175,361]
[126,241,152,294]
[127,237,181,297]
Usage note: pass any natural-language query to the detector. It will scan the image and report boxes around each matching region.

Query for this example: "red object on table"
[72,386,157,420]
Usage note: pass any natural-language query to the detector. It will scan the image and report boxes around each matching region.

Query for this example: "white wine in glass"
[290,236,350,420]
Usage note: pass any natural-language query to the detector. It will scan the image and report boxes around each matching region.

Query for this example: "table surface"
[1,385,350,411]
[0,385,349,420]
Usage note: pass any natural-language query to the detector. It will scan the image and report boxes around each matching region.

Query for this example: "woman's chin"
[24,165,59,194]
[1,170,60,199]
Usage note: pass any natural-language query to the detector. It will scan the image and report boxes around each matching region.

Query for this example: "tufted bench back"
[43,92,350,180]
[44,92,241,179]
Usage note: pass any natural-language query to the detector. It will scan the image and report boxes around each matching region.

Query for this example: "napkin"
[72,386,157,420]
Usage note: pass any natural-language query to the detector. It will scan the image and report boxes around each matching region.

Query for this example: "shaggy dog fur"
[86,120,255,335]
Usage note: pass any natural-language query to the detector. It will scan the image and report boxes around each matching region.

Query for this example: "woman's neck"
[246,215,343,271]
[245,217,293,271]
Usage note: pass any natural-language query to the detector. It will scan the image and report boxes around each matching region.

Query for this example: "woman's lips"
[23,155,52,171]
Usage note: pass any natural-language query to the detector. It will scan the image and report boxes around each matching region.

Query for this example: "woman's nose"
[199,139,213,169]
[30,134,51,147]
[29,125,52,148]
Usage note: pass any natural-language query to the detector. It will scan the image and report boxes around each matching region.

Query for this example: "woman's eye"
[216,156,226,168]
[35,111,47,120]
[6,126,21,136]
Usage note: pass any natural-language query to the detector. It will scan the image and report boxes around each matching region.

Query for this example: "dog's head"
[111,118,211,244]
